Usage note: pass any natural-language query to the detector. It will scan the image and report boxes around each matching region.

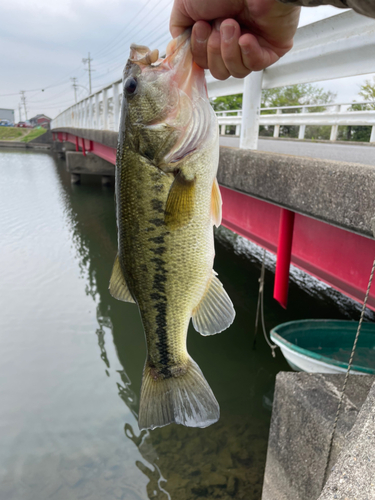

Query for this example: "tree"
[337,77,375,142]
[210,83,335,139]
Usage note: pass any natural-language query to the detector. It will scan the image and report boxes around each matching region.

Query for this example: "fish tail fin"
[138,357,219,430]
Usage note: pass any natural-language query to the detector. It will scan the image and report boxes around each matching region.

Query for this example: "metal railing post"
[273,109,282,138]
[370,125,375,144]
[103,89,108,130]
[298,107,307,139]
[330,105,341,141]
[240,71,263,150]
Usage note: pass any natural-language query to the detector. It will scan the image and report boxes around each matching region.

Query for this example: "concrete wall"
[52,127,375,238]
[262,373,374,500]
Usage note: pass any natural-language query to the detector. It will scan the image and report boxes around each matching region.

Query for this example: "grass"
[20,127,47,142]
[0,127,26,141]
[0,126,47,143]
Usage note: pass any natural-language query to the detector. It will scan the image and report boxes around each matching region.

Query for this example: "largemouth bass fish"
[110,32,235,430]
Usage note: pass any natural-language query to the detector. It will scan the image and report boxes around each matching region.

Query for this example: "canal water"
[0,149,369,500]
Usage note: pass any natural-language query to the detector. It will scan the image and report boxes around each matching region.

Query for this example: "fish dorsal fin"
[211,178,222,227]
[165,171,196,230]
[109,254,136,303]
[192,271,235,335]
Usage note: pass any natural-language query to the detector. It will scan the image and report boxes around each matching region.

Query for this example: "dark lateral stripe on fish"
[151,247,166,255]
[149,218,164,227]
[151,199,164,213]
[148,235,165,244]
[153,299,172,377]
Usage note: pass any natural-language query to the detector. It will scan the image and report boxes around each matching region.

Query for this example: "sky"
[0,1,374,121]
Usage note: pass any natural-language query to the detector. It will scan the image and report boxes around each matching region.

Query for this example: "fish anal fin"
[192,271,235,335]
[138,357,219,430]
[109,254,135,303]
[211,178,222,227]
[165,171,195,230]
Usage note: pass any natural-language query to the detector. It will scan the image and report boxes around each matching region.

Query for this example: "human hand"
[170,0,300,80]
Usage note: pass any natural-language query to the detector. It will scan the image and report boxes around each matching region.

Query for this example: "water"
[0,149,367,500]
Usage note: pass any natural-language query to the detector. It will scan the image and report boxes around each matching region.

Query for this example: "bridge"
[51,10,375,311]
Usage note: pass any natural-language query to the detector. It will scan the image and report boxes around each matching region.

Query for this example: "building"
[29,114,52,129]
[0,108,15,123]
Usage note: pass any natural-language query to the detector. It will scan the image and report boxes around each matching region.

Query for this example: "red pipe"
[75,136,79,152]
[82,137,86,156]
[274,209,295,308]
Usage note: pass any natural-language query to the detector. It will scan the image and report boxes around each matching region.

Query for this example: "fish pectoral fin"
[192,271,235,335]
[164,170,196,230]
[211,178,222,227]
[109,254,136,303]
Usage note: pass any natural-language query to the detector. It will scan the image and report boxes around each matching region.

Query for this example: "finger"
[207,19,230,81]
[191,21,211,69]
[220,19,251,79]
[169,0,193,38]
[238,33,280,72]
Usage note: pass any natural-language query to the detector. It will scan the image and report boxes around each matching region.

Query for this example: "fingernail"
[195,24,209,43]
[222,24,235,42]
[239,41,250,55]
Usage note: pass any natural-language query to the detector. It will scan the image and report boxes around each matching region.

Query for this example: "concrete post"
[240,71,263,150]
[298,107,307,139]
[330,105,341,141]
[95,93,100,129]
[235,124,240,136]
[113,83,120,132]
[103,89,108,130]
[273,109,282,138]
[370,125,375,143]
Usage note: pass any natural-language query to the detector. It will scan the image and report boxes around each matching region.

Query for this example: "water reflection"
[51,151,364,500]
[56,163,172,499]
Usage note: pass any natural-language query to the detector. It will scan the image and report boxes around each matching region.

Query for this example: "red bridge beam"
[55,134,375,310]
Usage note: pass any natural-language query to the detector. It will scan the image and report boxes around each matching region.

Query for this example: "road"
[220,136,375,167]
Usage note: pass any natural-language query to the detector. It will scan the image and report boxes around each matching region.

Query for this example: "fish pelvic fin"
[192,271,235,336]
[109,254,135,303]
[138,357,219,430]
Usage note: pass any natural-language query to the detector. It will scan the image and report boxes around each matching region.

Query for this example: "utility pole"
[82,53,93,95]
[18,103,22,122]
[20,91,27,120]
[71,77,78,103]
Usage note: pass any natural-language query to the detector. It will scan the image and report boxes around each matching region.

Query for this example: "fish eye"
[124,77,138,95]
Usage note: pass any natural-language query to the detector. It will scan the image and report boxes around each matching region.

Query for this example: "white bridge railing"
[216,102,375,142]
[51,10,375,149]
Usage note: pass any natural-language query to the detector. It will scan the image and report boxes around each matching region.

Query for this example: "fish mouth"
[129,30,206,100]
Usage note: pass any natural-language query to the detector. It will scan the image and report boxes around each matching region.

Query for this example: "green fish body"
[110,33,235,430]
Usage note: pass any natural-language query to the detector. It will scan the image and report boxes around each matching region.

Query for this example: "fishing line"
[322,248,375,488]
[253,249,277,357]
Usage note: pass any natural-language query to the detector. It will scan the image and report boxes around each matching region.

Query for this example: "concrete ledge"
[52,127,118,149]
[218,147,375,238]
[262,372,374,500]
[318,380,375,500]
[0,141,51,149]
[66,151,115,176]
[52,127,375,238]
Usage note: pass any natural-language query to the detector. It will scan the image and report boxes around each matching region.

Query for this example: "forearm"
[277,0,375,18]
